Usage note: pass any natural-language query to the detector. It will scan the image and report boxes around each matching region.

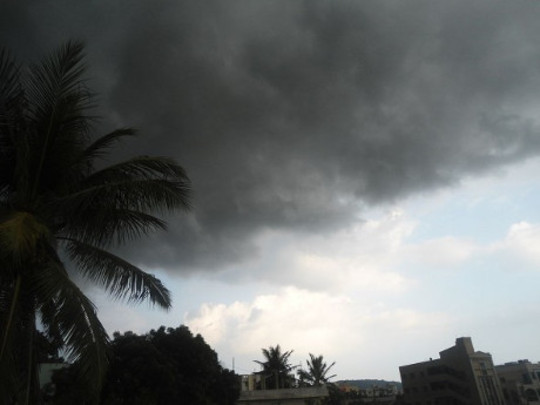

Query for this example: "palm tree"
[0,41,191,403]
[254,345,296,389]
[297,354,336,386]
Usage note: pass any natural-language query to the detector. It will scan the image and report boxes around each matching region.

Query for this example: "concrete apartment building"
[496,360,540,405]
[337,383,399,405]
[399,337,504,405]
[237,386,328,405]
[238,374,329,404]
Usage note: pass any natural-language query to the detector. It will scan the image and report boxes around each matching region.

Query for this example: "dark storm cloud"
[3,0,540,272]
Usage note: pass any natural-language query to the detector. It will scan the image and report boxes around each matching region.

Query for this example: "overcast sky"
[3,0,540,380]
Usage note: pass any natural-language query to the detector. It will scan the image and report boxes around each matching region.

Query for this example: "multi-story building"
[238,374,328,404]
[496,360,540,405]
[399,337,504,405]
[336,382,400,405]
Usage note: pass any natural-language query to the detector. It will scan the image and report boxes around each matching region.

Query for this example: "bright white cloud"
[93,158,540,381]
[185,286,452,379]
[182,196,540,379]
[187,287,348,355]
[491,221,540,268]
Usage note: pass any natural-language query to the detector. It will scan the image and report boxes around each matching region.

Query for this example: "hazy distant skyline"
[3,0,540,380]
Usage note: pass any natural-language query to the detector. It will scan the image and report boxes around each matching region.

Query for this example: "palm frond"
[0,47,22,104]
[84,155,191,187]
[74,177,191,213]
[0,48,24,200]
[25,41,93,199]
[55,156,191,215]
[61,208,167,247]
[301,354,336,385]
[38,299,64,351]
[50,179,190,248]
[31,256,109,399]
[26,40,89,123]
[61,237,171,309]
[26,40,92,142]
[81,128,136,163]
[1,40,192,402]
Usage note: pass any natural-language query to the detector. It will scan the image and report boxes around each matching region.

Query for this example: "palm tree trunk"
[0,275,22,362]
[23,312,37,405]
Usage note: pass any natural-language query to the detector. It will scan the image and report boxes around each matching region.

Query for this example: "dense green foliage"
[47,326,240,404]
[326,383,347,405]
[0,42,191,403]
[298,354,336,386]
[254,345,296,389]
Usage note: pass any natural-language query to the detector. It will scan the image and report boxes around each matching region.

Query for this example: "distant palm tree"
[298,354,336,386]
[0,41,191,403]
[254,345,296,389]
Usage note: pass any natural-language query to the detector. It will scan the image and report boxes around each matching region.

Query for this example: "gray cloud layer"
[3,0,540,273]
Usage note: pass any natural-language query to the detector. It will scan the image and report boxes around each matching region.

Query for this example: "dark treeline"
[44,325,240,405]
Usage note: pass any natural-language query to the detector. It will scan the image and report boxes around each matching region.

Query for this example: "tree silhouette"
[0,42,191,403]
[48,326,240,404]
[254,345,296,389]
[298,354,336,386]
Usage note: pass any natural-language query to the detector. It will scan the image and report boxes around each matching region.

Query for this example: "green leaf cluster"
[297,353,337,386]
[48,326,240,405]
[254,344,297,389]
[0,42,191,403]
[254,345,337,392]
